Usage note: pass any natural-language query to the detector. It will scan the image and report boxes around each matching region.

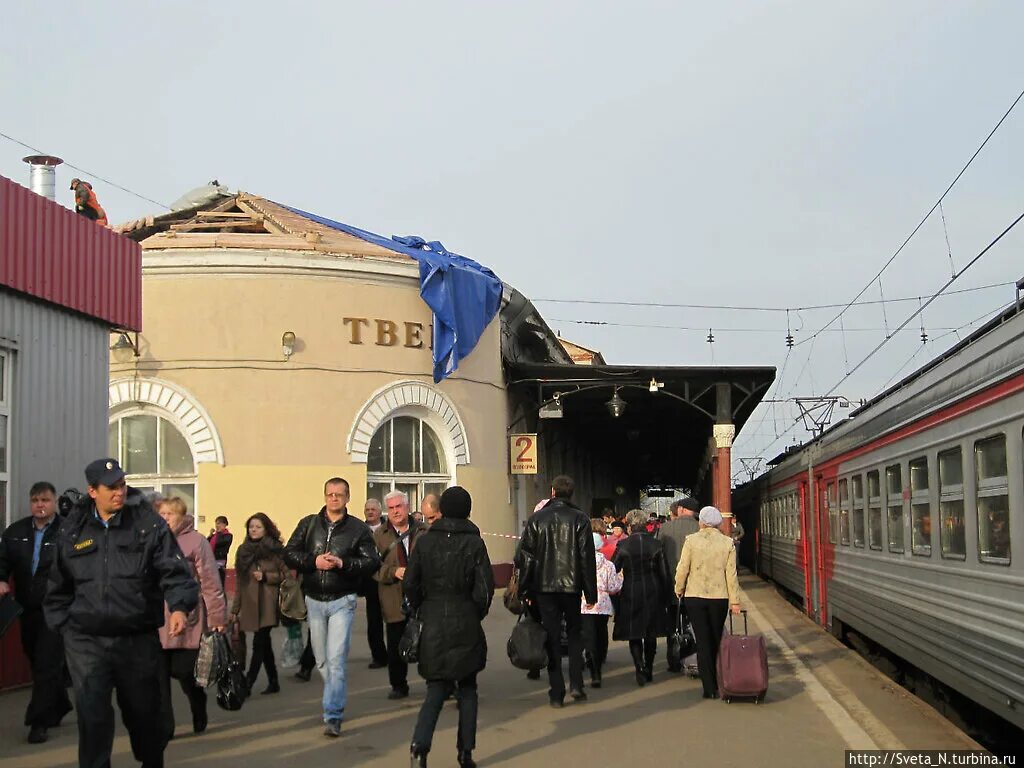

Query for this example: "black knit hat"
[440,486,472,519]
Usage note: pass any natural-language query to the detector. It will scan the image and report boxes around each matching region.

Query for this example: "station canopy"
[506,362,775,492]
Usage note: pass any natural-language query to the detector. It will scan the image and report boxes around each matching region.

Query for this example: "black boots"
[458,750,476,767]
[630,642,646,686]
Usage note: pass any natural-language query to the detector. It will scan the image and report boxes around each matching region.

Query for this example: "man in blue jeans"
[285,478,380,737]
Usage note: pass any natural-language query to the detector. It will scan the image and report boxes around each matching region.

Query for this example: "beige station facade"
[108,192,569,566]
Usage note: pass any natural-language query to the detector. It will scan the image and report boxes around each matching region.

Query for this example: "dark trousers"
[299,628,315,672]
[685,597,729,696]
[385,619,409,692]
[580,614,609,673]
[158,648,205,739]
[64,629,166,768]
[20,608,72,728]
[411,674,478,753]
[535,592,584,701]
[364,588,388,664]
[246,626,277,686]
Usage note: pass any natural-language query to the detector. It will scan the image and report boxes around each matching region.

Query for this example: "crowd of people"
[0,459,741,768]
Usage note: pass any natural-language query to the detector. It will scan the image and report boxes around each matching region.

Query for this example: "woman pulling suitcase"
[673,506,741,699]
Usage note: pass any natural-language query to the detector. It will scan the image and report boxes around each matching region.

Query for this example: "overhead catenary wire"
[739,211,1024,464]
[793,84,1024,347]
[0,130,172,210]
[534,280,1014,314]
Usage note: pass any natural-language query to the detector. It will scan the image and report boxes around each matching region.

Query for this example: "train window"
[851,475,865,547]
[910,457,931,556]
[886,464,905,553]
[939,447,966,559]
[794,493,801,541]
[975,435,1010,564]
[827,482,837,544]
[839,478,850,545]
[867,470,882,550]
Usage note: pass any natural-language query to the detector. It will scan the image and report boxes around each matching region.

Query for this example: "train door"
[798,479,814,618]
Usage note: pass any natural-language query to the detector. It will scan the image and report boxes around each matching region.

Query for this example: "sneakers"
[27,725,48,744]
[294,667,313,682]
[569,688,587,702]
[324,719,341,737]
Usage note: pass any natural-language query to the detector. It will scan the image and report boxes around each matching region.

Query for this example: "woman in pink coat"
[156,497,227,738]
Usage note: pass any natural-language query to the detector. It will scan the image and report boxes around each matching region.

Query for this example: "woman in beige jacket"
[674,506,741,699]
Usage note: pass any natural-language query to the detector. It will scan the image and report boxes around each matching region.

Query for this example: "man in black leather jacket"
[515,475,597,707]
[284,477,380,737]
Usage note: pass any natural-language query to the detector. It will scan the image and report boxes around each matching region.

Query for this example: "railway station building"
[110,188,775,567]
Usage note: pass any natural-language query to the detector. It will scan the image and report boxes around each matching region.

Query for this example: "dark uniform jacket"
[43,489,198,636]
[0,515,63,611]
[404,517,494,682]
[515,498,597,604]
[284,508,381,602]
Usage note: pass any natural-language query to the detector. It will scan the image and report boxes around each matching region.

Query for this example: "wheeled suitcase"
[717,610,768,703]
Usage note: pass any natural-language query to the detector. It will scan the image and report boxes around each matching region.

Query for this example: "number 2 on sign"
[515,436,533,462]
[510,433,538,474]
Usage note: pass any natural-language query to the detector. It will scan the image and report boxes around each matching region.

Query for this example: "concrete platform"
[0,573,980,767]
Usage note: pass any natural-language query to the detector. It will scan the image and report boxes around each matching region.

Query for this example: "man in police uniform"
[0,481,73,743]
[45,459,198,768]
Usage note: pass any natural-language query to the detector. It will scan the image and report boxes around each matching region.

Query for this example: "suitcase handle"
[727,609,748,635]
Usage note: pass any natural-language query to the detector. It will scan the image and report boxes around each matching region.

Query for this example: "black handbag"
[507,613,548,670]
[667,602,697,670]
[398,612,423,664]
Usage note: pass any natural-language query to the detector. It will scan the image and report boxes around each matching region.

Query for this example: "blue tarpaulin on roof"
[282,205,502,383]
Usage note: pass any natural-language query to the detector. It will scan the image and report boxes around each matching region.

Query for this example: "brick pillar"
[713,424,736,536]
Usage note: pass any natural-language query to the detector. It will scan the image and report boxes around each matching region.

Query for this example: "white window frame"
[109,409,199,517]
[366,414,451,510]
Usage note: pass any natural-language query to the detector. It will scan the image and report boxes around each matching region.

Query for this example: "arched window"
[108,412,197,515]
[366,415,449,509]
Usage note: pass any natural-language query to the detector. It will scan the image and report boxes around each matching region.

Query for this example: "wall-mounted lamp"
[606,387,627,418]
[648,377,664,393]
[281,331,296,360]
[110,332,138,363]
[539,391,563,419]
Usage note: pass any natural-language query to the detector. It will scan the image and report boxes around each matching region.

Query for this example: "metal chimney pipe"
[22,155,64,201]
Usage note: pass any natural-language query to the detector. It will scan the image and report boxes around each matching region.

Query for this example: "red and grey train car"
[735,301,1024,729]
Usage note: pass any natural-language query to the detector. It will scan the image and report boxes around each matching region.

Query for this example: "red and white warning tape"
[479,531,521,540]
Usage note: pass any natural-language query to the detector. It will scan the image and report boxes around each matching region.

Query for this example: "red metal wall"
[0,175,142,331]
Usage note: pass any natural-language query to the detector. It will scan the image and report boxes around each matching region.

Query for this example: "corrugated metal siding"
[0,175,142,331]
[0,290,109,528]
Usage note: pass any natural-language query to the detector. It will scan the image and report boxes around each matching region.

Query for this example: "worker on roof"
[69,178,107,226]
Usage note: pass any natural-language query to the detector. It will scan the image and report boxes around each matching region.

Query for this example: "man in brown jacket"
[374,491,427,699]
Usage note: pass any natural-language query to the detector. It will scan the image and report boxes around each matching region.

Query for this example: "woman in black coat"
[612,508,672,687]
[405,487,494,768]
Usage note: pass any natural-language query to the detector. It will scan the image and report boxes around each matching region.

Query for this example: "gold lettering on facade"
[403,322,424,349]
[376,319,399,347]
[343,317,370,344]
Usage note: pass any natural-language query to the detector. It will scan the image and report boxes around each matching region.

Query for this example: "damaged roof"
[114,191,412,262]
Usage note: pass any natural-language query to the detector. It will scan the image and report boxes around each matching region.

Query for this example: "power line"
[740,210,1024,464]
[794,84,1024,346]
[0,130,171,210]
[819,209,1024,398]
[534,280,1014,313]
[548,318,966,334]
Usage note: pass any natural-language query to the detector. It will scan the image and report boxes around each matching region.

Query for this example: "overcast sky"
[2,1,1022,470]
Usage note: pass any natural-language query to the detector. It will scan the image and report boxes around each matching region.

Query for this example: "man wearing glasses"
[285,478,380,737]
